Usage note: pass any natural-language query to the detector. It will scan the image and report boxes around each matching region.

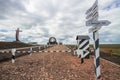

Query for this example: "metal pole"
[93,30,101,79]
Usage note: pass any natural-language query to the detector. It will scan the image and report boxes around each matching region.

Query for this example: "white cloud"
[0,0,120,44]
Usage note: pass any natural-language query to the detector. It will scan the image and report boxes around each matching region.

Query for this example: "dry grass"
[0,41,33,50]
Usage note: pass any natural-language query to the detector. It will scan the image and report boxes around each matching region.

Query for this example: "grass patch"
[99,44,120,56]
[90,44,120,56]
[0,41,33,50]
[101,48,120,55]
[99,44,120,49]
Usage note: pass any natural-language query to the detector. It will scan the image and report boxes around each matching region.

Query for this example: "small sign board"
[86,0,98,25]
[86,0,98,14]
[89,26,101,33]
[86,20,111,26]
[86,7,98,19]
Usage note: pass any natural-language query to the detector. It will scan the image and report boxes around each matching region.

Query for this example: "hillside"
[0,41,33,50]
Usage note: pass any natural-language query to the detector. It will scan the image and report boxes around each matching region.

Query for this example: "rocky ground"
[0,45,120,80]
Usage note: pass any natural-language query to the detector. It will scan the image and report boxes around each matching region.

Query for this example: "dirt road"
[0,45,120,80]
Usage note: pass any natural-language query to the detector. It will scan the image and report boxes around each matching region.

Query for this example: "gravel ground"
[0,45,120,80]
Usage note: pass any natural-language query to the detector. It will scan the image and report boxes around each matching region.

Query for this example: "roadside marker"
[11,49,16,63]
[30,47,32,56]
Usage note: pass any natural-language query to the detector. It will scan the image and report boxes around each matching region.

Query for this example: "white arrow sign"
[86,0,98,14]
[86,10,98,20]
[86,20,111,26]
[86,0,98,25]
[86,5,98,20]
[89,26,102,33]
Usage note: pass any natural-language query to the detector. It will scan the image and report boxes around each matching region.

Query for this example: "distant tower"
[15,28,22,41]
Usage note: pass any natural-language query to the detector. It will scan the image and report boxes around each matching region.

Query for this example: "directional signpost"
[85,0,111,79]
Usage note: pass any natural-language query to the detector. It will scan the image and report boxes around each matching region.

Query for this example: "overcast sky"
[0,0,120,44]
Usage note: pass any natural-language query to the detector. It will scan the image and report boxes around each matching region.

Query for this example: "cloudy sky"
[0,0,120,44]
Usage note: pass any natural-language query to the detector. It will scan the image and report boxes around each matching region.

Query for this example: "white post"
[30,47,32,56]
[77,40,80,48]
[39,46,41,51]
[45,45,46,49]
[78,50,84,64]
[43,45,45,49]
[11,49,16,63]
[47,45,48,48]
[93,30,101,79]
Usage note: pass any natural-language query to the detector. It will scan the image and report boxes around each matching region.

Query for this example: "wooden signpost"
[85,0,111,79]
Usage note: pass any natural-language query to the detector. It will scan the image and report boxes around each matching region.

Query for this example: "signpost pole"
[93,30,101,79]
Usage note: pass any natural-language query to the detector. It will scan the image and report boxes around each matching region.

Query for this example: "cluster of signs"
[85,0,111,79]
[85,0,111,32]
